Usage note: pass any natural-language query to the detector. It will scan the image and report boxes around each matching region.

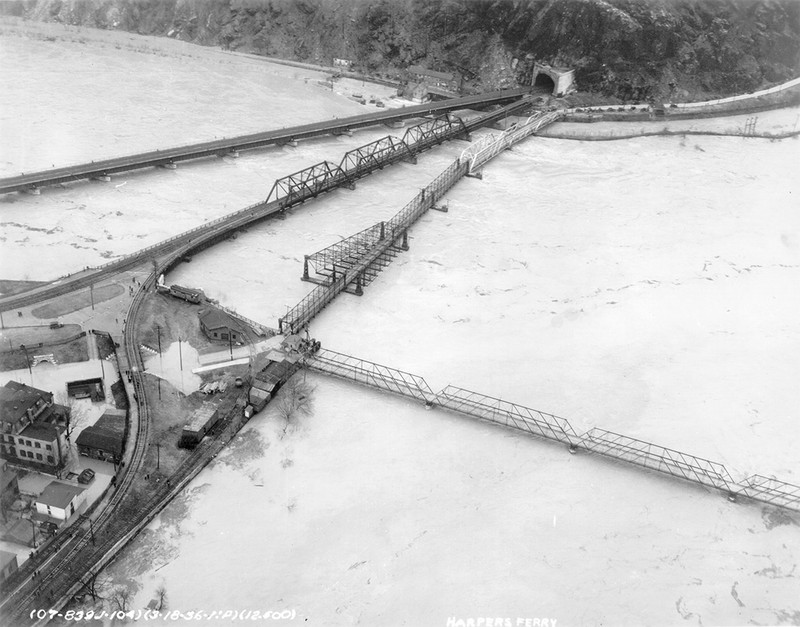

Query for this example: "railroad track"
[1,276,152,625]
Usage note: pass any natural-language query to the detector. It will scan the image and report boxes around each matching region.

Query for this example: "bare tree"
[79,571,111,604]
[55,393,91,441]
[155,584,168,611]
[277,376,315,435]
[110,586,131,614]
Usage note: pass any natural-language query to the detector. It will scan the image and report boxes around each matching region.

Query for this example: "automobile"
[78,468,95,484]
[40,521,59,535]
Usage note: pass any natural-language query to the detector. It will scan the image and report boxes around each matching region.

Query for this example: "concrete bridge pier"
[160,162,177,170]
[24,186,41,195]
[400,231,409,251]
[379,222,385,240]
[91,174,112,182]
[227,150,240,158]
[354,273,364,296]
[302,257,310,281]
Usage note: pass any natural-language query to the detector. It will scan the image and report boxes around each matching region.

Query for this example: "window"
[46,444,52,451]
[36,453,42,461]
[222,333,229,340]
[47,456,54,464]
[35,442,41,448]
[26,440,32,446]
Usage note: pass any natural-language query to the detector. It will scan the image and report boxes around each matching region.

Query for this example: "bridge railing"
[435,385,581,446]
[297,346,800,514]
[736,474,800,510]
[306,348,435,403]
[579,428,737,492]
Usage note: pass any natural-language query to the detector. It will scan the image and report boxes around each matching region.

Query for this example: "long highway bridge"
[0,88,530,195]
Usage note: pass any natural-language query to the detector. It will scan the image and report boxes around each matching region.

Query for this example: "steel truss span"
[302,347,799,515]
[307,349,435,403]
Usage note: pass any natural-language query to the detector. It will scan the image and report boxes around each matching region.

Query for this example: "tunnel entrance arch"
[533,73,556,93]
[531,63,575,97]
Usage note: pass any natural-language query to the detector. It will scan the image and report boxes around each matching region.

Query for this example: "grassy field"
[0,279,47,297]
[30,284,126,319]
[0,325,90,370]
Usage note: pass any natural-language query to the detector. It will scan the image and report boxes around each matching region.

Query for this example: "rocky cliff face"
[5,0,800,101]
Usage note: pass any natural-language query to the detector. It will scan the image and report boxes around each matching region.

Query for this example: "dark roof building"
[1,382,68,470]
[0,381,52,434]
[75,410,126,463]
[199,309,245,344]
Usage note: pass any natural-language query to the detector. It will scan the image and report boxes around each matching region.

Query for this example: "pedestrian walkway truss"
[304,348,799,514]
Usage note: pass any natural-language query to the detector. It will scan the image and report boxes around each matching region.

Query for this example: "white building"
[34,481,86,525]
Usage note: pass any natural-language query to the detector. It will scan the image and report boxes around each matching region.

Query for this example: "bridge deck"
[0,88,530,194]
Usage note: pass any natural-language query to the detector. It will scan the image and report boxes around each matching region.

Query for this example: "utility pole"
[156,442,160,470]
[156,325,163,371]
[20,344,32,383]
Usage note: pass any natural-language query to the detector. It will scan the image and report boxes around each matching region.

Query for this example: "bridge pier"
[466,170,483,180]
[354,273,363,296]
[24,186,41,195]
[160,162,177,170]
[303,257,310,281]
[400,231,409,251]
[379,222,385,240]
[432,204,448,213]
[91,174,112,182]
[227,150,240,158]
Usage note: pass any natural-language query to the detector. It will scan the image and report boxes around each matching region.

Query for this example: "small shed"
[66,378,105,402]
[199,309,244,344]
[34,481,86,523]
[180,405,220,447]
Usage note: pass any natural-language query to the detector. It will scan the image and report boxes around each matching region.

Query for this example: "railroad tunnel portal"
[531,63,575,97]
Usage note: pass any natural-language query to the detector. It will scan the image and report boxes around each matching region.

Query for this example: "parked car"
[78,469,95,484]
